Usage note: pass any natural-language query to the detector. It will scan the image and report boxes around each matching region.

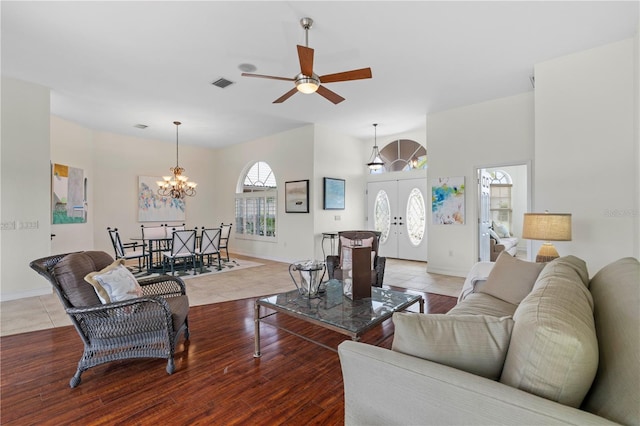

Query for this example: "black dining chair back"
[196,228,222,272]
[162,229,196,276]
[220,223,232,262]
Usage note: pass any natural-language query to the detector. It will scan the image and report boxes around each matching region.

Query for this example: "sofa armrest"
[338,341,616,426]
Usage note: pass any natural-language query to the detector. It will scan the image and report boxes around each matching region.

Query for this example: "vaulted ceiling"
[2,1,637,148]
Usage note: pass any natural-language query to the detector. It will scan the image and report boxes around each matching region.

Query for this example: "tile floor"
[1,257,464,337]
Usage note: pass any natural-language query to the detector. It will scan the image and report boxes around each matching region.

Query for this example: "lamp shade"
[522,213,572,241]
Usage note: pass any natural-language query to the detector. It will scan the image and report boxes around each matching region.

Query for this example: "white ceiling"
[2,1,638,148]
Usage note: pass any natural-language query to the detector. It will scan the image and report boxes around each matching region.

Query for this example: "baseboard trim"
[0,287,51,302]
[426,265,468,278]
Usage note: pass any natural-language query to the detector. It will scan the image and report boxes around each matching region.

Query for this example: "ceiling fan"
[241,17,372,104]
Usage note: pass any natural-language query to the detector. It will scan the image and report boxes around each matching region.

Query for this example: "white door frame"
[474,161,532,262]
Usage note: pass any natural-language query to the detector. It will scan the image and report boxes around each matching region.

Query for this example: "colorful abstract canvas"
[52,163,86,224]
[431,176,465,225]
[138,176,186,222]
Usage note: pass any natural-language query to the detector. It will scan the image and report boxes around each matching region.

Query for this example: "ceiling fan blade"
[316,85,345,104]
[273,87,299,104]
[297,45,314,77]
[319,67,372,83]
[241,73,294,82]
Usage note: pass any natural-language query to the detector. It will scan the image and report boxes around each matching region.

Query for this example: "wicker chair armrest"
[66,297,174,340]
[65,296,171,316]
[138,275,187,297]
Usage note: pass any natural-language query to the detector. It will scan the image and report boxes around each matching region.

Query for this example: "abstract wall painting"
[431,176,465,225]
[138,176,186,222]
[285,180,309,213]
[52,163,87,224]
[323,177,345,210]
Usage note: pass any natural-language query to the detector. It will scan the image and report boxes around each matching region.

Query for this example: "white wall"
[534,38,638,274]
[1,77,52,299]
[50,116,94,253]
[215,125,317,262]
[90,129,218,255]
[313,124,369,259]
[426,92,535,276]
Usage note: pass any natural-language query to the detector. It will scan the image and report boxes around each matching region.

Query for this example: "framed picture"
[431,176,465,225]
[285,180,309,213]
[323,177,345,210]
[52,163,87,224]
[138,176,186,222]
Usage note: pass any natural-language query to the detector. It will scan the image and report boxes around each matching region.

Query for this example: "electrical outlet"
[334,215,341,221]
[1,221,16,231]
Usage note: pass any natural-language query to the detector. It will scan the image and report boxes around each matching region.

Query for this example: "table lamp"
[522,212,572,262]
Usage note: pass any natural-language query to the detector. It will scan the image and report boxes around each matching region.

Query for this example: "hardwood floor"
[0,286,456,425]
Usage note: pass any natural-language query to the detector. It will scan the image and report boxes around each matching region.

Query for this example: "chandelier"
[367,123,384,171]
[157,121,197,199]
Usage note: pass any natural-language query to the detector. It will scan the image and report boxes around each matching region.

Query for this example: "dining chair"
[141,224,168,267]
[164,223,186,238]
[195,228,222,273]
[220,223,233,262]
[107,227,146,272]
[162,229,197,276]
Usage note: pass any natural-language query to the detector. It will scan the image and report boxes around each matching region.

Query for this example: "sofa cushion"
[53,251,115,307]
[581,257,640,425]
[500,256,598,408]
[84,259,143,304]
[478,252,545,305]
[536,254,589,287]
[392,313,514,380]
[448,292,517,318]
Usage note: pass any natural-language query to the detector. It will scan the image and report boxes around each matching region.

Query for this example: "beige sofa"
[338,254,639,425]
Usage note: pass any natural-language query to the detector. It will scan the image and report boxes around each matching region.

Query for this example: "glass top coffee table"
[253,279,423,357]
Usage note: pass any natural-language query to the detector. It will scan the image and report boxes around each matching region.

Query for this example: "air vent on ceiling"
[212,78,234,89]
[133,124,148,129]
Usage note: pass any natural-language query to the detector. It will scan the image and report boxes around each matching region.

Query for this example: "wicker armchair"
[29,251,190,388]
[326,230,386,287]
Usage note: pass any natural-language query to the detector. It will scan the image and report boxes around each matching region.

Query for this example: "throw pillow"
[501,255,598,408]
[495,223,510,238]
[392,313,514,380]
[488,228,501,243]
[478,252,545,305]
[84,259,143,304]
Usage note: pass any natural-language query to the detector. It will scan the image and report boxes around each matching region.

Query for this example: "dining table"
[130,236,172,274]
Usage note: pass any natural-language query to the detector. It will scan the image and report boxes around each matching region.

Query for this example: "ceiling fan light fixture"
[295,74,320,94]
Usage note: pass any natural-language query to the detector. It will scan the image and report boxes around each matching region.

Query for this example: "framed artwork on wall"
[138,176,186,222]
[323,177,345,210]
[285,180,309,213]
[431,176,465,225]
[52,162,87,224]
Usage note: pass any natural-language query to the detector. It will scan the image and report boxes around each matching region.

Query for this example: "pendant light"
[367,123,384,171]
[157,121,197,199]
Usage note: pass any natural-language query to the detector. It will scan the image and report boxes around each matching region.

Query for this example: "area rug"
[131,258,263,280]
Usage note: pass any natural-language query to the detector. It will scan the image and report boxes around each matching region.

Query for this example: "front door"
[367,178,427,261]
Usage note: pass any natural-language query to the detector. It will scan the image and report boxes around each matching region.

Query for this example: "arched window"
[235,161,277,239]
[371,139,427,174]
